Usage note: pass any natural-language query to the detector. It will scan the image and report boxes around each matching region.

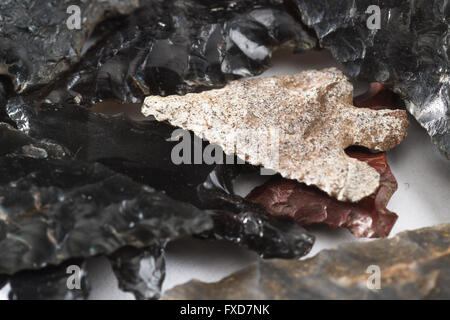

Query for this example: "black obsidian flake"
[5,98,315,259]
[6,97,216,204]
[196,168,315,259]
[0,0,146,94]
[292,0,450,158]
[0,260,90,300]
[7,0,446,301]
[165,224,450,300]
[45,0,316,106]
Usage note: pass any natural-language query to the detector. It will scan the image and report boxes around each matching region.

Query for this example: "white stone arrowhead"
[143,68,408,202]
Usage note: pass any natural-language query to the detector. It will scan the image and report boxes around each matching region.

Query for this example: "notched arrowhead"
[143,68,408,202]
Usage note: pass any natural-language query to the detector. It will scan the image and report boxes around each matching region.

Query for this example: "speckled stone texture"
[143,68,408,202]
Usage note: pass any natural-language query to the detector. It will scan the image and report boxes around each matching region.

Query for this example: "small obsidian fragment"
[47,0,316,105]
[164,224,450,300]
[246,151,399,238]
[109,245,165,300]
[0,260,90,300]
[200,210,315,259]
[353,83,403,111]
[0,81,7,118]
[1,99,315,300]
[292,0,450,158]
[196,168,315,259]
[142,68,408,202]
[0,0,146,93]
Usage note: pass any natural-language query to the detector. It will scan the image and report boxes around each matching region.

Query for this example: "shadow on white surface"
[387,116,450,233]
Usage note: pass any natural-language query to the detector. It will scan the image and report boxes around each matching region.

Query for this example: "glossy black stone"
[0,123,33,155]
[46,0,315,106]
[0,0,319,297]
[0,0,146,94]
[0,141,210,299]
[0,81,6,110]
[200,210,314,259]
[0,260,89,300]
[293,0,450,158]
[0,79,14,124]
[0,82,5,105]
[196,167,315,259]
[165,223,450,300]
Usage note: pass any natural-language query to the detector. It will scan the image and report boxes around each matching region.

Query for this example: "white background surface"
[2,50,448,300]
